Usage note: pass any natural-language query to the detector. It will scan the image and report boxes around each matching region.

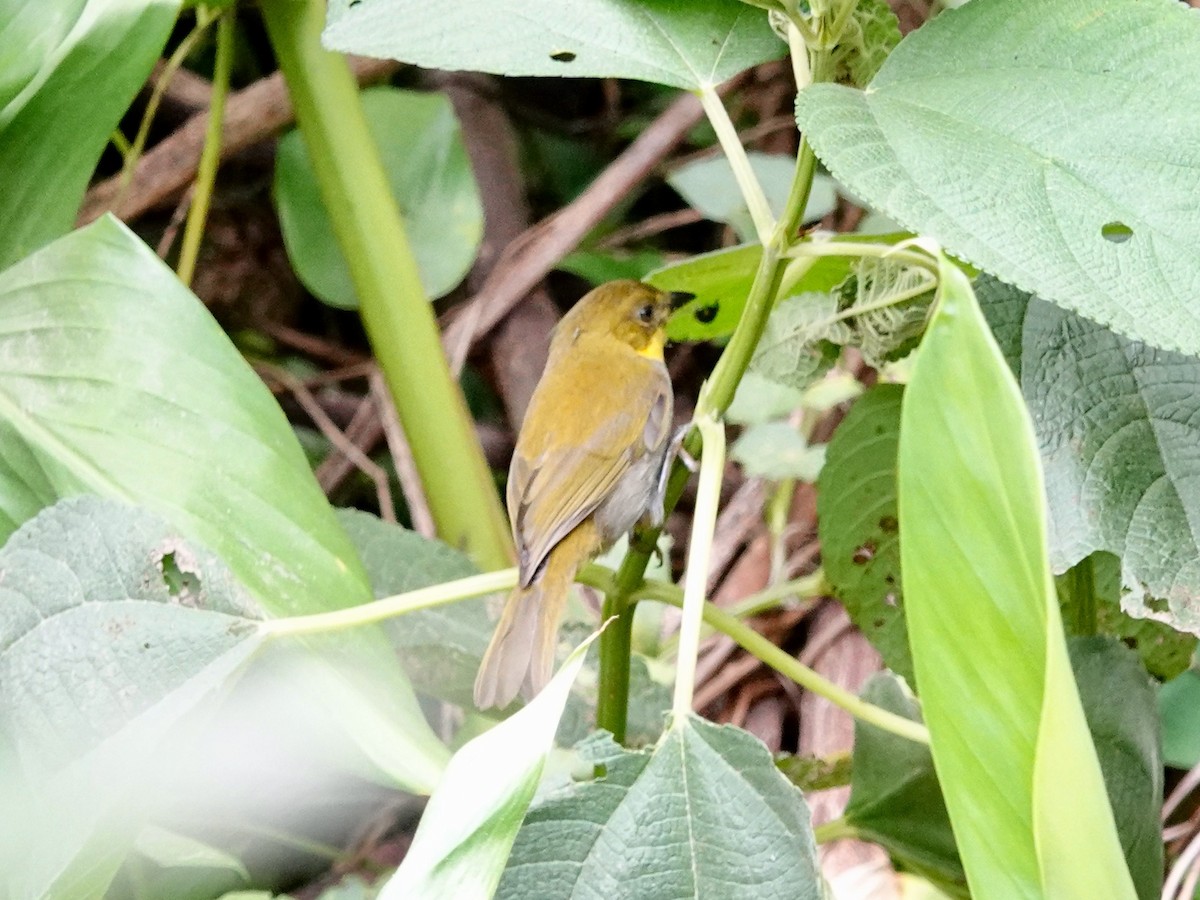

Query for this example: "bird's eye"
[637,304,655,324]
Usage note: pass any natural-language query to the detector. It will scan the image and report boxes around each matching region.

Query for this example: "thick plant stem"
[261,0,512,570]
[177,7,233,287]
[595,90,826,743]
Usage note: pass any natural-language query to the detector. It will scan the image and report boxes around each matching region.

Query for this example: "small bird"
[473,280,690,709]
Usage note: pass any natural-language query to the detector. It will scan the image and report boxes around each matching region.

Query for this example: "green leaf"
[375,635,595,900]
[496,717,821,900]
[848,647,1162,900]
[0,218,448,792]
[830,0,902,88]
[817,385,911,685]
[749,291,848,389]
[323,0,784,90]
[1058,553,1195,682]
[844,675,964,894]
[0,497,264,900]
[897,257,1136,898]
[1159,669,1200,769]
[131,826,250,880]
[337,508,494,707]
[726,371,805,426]
[794,0,1200,355]
[0,0,179,269]
[558,249,665,286]
[275,87,483,308]
[653,233,912,343]
[667,156,836,241]
[730,421,825,481]
[1068,638,1163,900]
[979,275,1200,633]
[655,244,763,342]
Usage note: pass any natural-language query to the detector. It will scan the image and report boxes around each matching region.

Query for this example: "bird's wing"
[509,358,670,587]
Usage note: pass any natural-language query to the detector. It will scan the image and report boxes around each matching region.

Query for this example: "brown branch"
[80,57,399,225]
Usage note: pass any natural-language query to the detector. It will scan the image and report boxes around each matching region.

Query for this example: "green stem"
[671,414,726,724]
[637,579,929,745]
[261,0,512,571]
[698,84,774,244]
[595,39,836,741]
[115,8,216,203]
[813,816,860,844]
[722,568,826,619]
[176,7,233,287]
[1066,556,1097,637]
[262,569,516,640]
[654,569,826,658]
[109,128,132,158]
[787,239,940,275]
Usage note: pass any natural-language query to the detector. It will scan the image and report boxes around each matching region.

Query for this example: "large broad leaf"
[376,636,594,900]
[0,497,264,900]
[323,0,783,90]
[275,87,483,309]
[897,257,1135,898]
[0,0,179,269]
[0,218,447,791]
[817,385,910,685]
[495,717,821,900]
[981,274,1200,632]
[794,0,1200,356]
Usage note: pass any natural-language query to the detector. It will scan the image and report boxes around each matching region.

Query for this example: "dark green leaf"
[1159,670,1200,769]
[337,508,493,707]
[845,675,964,893]
[818,385,911,684]
[1068,638,1162,900]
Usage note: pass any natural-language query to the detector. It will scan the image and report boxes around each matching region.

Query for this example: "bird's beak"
[667,291,695,310]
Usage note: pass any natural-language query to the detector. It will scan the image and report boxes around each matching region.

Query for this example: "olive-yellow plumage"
[473,280,686,709]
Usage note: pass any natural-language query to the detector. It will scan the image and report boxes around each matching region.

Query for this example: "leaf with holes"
[794,0,1200,355]
[323,0,784,89]
[818,385,910,685]
[0,218,448,792]
[0,497,264,899]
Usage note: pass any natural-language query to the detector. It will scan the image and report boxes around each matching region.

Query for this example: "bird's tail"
[474,525,596,709]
